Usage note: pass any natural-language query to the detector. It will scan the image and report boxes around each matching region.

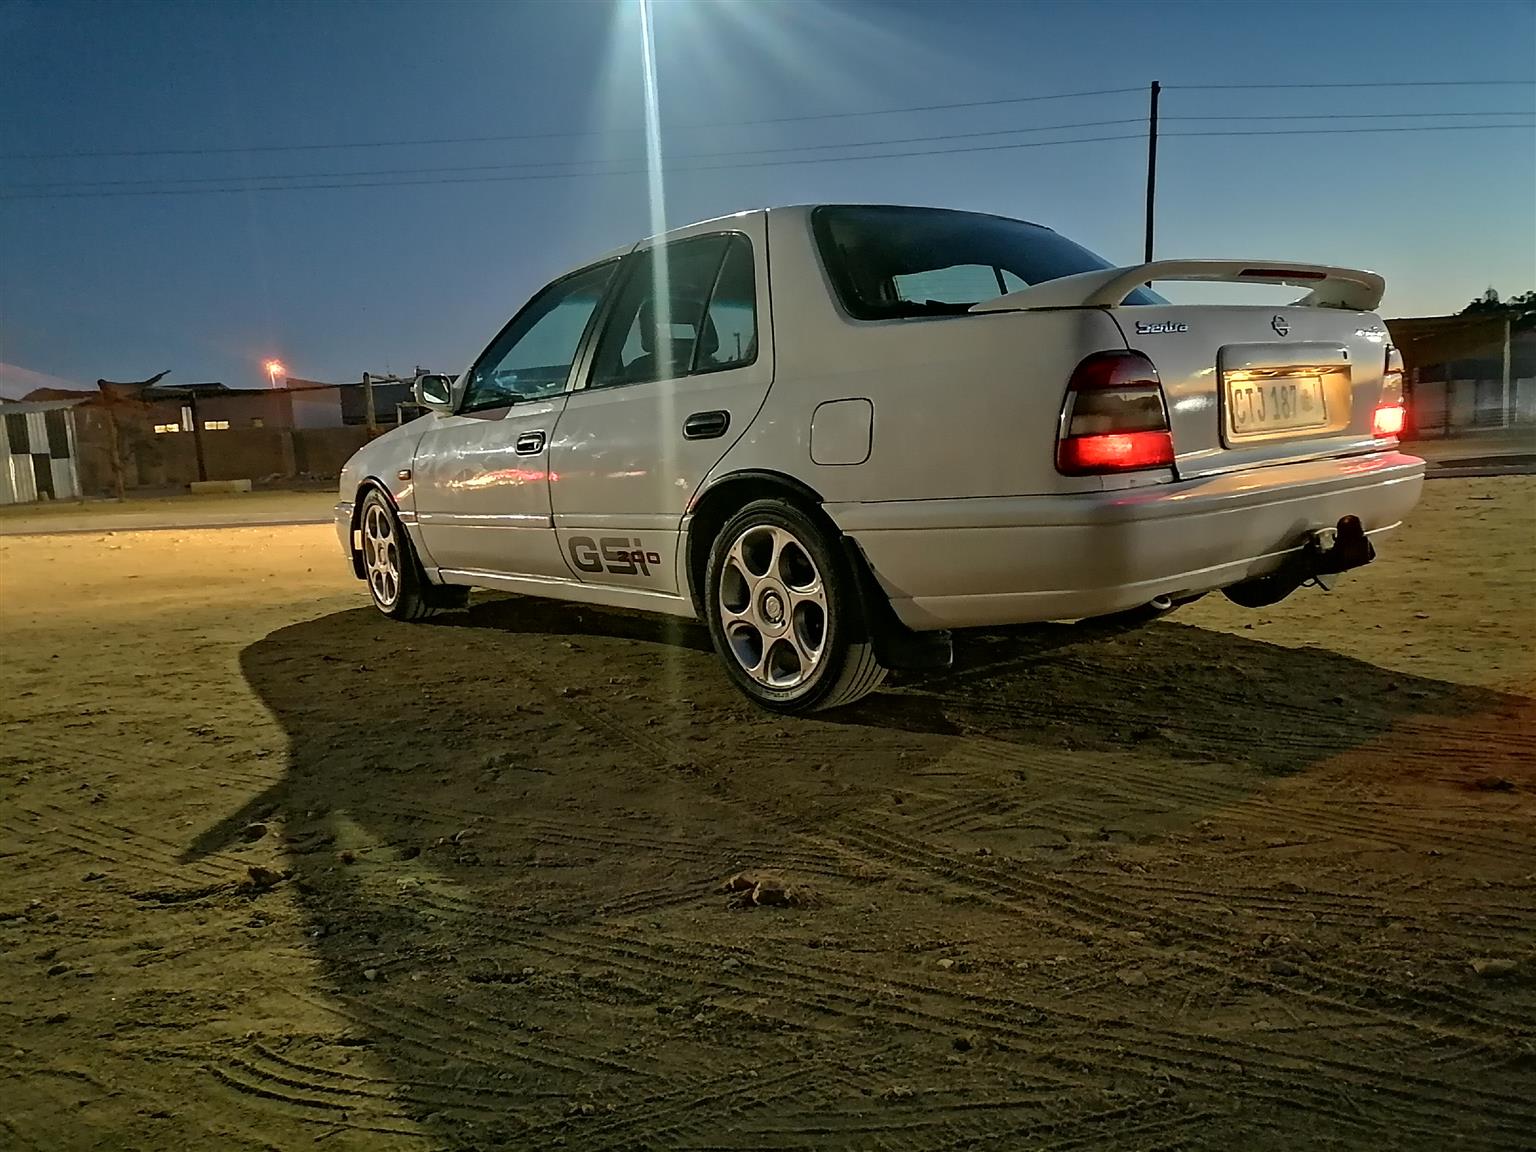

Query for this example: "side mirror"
[414,373,454,412]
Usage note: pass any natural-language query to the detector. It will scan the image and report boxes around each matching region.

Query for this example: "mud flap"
[839,539,953,672]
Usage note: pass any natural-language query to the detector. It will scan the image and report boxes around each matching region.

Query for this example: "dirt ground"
[0,490,334,536]
[1,478,1532,1151]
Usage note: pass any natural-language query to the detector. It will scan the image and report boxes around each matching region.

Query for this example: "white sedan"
[337,204,1424,712]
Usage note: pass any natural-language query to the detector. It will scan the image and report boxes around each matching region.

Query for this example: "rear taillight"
[1374,345,1406,441]
[1056,351,1174,475]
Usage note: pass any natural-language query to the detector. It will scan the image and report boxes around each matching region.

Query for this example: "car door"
[548,223,772,594]
[412,259,618,579]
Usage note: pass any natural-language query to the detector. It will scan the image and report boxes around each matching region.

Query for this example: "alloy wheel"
[717,523,827,690]
[362,501,401,609]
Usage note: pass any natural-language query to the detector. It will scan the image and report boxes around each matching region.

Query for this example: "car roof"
[576,204,1056,274]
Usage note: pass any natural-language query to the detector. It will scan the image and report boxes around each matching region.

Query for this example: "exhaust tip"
[1148,595,1174,612]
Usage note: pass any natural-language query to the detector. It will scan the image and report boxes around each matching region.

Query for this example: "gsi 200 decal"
[568,536,663,577]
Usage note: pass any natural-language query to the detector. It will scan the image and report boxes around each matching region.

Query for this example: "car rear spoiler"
[970,260,1386,313]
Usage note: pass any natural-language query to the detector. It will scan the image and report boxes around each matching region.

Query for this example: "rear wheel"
[704,499,886,713]
[359,489,446,621]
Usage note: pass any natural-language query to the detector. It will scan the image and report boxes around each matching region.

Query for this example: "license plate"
[1226,375,1327,436]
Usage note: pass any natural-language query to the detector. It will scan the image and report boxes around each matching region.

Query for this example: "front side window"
[588,233,757,389]
[812,205,1165,320]
[463,261,616,411]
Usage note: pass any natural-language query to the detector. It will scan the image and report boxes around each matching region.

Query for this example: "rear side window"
[589,233,757,389]
[702,238,757,369]
[812,205,1164,320]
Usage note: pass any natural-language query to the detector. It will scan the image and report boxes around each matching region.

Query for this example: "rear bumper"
[825,451,1425,630]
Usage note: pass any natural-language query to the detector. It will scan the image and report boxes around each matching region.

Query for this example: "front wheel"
[359,489,447,621]
[704,499,887,713]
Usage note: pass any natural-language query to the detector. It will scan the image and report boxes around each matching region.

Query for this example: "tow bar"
[1223,515,1375,608]
[1302,514,1376,584]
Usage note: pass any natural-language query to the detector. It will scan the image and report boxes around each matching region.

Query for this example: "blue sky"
[1,0,1532,395]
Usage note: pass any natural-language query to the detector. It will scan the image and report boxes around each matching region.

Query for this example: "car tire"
[704,498,887,713]
[358,488,444,622]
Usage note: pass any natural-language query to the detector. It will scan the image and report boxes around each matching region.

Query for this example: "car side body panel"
[411,395,571,579]
[548,212,775,597]
[335,420,432,565]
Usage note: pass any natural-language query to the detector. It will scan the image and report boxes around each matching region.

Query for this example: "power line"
[1169,79,1536,90]
[16,108,1514,191]
[3,118,1148,192]
[1164,122,1535,138]
[0,132,1150,200]
[1165,110,1532,120]
[3,76,1523,165]
[0,85,1144,162]
[5,120,1528,202]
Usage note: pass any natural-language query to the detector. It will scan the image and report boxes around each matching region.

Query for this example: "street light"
[265,359,286,388]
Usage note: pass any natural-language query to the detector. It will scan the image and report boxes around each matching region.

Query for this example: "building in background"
[0,400,82,505]
[1387,312,1536,437]
[285,376,417,429]
[1,370,435,501]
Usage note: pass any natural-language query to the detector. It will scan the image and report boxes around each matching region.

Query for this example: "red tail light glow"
[1375,345,1406,441]
[1056,351,1175,475]
[1058,429,1175,473]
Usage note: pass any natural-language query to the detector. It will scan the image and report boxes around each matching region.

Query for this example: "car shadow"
[438,592,717,653]
[183,593,1528,1147]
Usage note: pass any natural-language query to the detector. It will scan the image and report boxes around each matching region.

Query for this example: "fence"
[1406,374,1536,438]
[63,404,374,497]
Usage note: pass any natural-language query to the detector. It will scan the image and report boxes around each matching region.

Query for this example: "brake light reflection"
[1373,404,1406,438]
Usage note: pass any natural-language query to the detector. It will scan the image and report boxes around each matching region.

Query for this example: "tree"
[1461,288,1536,315]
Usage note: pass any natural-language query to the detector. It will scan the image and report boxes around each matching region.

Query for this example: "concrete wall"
[68,405,372,493]
[291,388,343,429]
[294,427,371,476]
[198,390,294,429]
[132,428,369,486]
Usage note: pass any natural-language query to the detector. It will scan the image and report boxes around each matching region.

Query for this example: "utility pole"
[104,406,126,501]
[363,372,378,435]
[188,391,208,483]
[1144,79,1160,266]
[1501,314,1512,429]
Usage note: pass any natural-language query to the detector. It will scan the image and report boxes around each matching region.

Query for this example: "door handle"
[514,430,546,455]
[683,410,730,440]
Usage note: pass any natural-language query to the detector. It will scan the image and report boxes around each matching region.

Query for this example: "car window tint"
[589,235,733,389]
[701,237,757,370]
[812,205,1166,320]
[463,261,615,411]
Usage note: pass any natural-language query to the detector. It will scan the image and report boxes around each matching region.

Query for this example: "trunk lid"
[1106,305,1392,478]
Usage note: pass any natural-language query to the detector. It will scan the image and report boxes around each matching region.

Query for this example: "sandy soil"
[1,478,1532,1151]
[0,491,335,535]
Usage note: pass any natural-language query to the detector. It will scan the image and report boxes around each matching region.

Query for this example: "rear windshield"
[811,205,1164,320]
